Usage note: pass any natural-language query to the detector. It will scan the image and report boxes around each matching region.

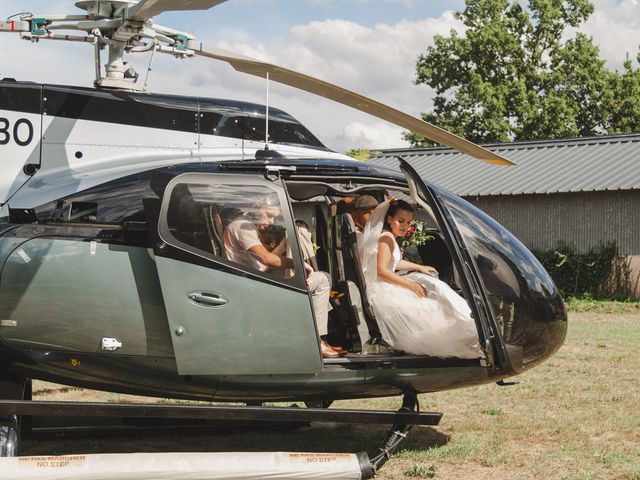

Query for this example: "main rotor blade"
[193,45,514,166]
[0,20,30,32]
[127,0,228,22]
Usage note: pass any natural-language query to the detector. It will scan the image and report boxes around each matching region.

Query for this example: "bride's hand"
[408,281,428,298]
[420,265,438,277]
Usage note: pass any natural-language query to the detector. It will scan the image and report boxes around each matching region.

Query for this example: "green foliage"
[345,149,379,162]
[481,407,503,415]
[404,434,482,462]
[408,0,640,145]
[564,297,639,314]
[405,464,437,478]
[533,242,632,300]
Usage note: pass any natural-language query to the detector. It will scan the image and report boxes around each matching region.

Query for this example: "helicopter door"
[155,173,322,376]
[399,159,509,372]
[0,83,42,218]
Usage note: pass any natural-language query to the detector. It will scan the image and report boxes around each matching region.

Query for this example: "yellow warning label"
[18,455,86,469]
[288,452,352,464]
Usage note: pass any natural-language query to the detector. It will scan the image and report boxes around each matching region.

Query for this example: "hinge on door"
[483,338,495,368]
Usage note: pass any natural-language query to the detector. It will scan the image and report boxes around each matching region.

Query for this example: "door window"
[160,174,303,287]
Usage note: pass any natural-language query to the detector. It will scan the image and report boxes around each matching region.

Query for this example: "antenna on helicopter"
[255,72,285,161]
[265,72,270,150]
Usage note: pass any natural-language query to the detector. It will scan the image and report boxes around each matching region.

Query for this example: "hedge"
[532,242,632,300]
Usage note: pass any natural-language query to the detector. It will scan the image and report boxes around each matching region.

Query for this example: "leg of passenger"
[308,271,330,336]
[308,271,343,358]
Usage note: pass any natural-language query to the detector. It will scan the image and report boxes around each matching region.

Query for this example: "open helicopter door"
[399,159,510,373]
[0,82,42,219]
[154,172,322,376]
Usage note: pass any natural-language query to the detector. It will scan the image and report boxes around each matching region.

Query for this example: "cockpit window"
[242,114,326,149]
[33,172,152,224]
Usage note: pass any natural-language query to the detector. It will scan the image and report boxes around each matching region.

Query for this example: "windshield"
[433,185,567,371]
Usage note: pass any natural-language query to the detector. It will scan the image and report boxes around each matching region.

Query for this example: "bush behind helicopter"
[0,0,566,471]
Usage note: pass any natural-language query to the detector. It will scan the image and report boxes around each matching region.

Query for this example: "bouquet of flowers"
[401,220,434,249]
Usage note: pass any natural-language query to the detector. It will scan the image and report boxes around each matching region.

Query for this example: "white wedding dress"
[361,202,483,358]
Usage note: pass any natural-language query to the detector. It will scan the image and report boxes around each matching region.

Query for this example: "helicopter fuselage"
[0,81,566,404]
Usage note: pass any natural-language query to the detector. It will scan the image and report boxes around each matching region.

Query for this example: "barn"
[371,133,640,298]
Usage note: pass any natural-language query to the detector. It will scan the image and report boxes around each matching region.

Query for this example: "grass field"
[21,308,640,479]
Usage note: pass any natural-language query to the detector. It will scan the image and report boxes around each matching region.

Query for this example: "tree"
[609,56,640,133]
[407,0,640,146]
[345,148,379,162]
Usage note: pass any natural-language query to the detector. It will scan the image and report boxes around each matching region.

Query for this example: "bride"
[361,199,482,358]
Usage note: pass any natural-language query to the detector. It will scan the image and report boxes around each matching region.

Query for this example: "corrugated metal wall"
[465,190,640,255]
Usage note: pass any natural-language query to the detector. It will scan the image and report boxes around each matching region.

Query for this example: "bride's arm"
[396,259,438,276]
[377,236,428,298]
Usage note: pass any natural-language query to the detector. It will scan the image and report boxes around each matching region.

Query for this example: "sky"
[1,0,639,152]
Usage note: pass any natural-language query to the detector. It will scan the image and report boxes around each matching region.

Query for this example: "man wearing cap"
[349,195,379,232]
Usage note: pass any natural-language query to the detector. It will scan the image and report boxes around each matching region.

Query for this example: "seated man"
[348,194,379,262]
[223,196,342,359]
[349,194,379,233]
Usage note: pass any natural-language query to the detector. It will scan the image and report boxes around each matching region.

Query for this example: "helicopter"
[0,0,567,474]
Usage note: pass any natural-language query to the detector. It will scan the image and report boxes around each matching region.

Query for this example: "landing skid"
[0,390,437,477]
[0,416,18,457]
[0,396,440,426]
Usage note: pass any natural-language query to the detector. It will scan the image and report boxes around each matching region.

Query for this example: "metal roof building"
[371,134,640,257]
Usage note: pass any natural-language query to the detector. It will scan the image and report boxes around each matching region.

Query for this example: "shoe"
[328,344,345,353]
[361,339,393,356]
[320,340,340,359]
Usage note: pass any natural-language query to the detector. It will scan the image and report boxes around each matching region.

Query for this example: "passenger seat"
[340,213,383,348]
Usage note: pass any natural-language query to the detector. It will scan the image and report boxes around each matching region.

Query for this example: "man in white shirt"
[223,198,340,358]
[224,206,289,273]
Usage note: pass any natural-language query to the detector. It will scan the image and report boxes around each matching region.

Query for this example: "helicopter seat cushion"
[340,213,382,342]
[202,204,225,257]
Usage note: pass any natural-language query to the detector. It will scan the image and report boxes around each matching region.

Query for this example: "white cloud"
[581,0,640,70]
[192,11,463,150]
[341,121,410,150]
[307,0,419,7]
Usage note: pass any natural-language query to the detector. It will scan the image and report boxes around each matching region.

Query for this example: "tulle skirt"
[369,273,483,358]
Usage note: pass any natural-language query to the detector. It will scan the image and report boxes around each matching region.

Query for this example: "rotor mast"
[4,0,199,91]
[78,0,191,90]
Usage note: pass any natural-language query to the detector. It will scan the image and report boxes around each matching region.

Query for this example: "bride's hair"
[383,199,415,232]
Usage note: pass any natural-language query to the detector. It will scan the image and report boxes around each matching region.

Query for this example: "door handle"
[187,291,229,307]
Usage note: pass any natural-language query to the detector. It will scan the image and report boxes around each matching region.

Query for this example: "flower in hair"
[383,191,396,203]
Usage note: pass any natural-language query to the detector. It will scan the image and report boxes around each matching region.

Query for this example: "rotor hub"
[75,1,137,18]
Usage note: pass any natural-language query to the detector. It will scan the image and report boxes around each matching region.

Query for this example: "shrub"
[532,242,632,300]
